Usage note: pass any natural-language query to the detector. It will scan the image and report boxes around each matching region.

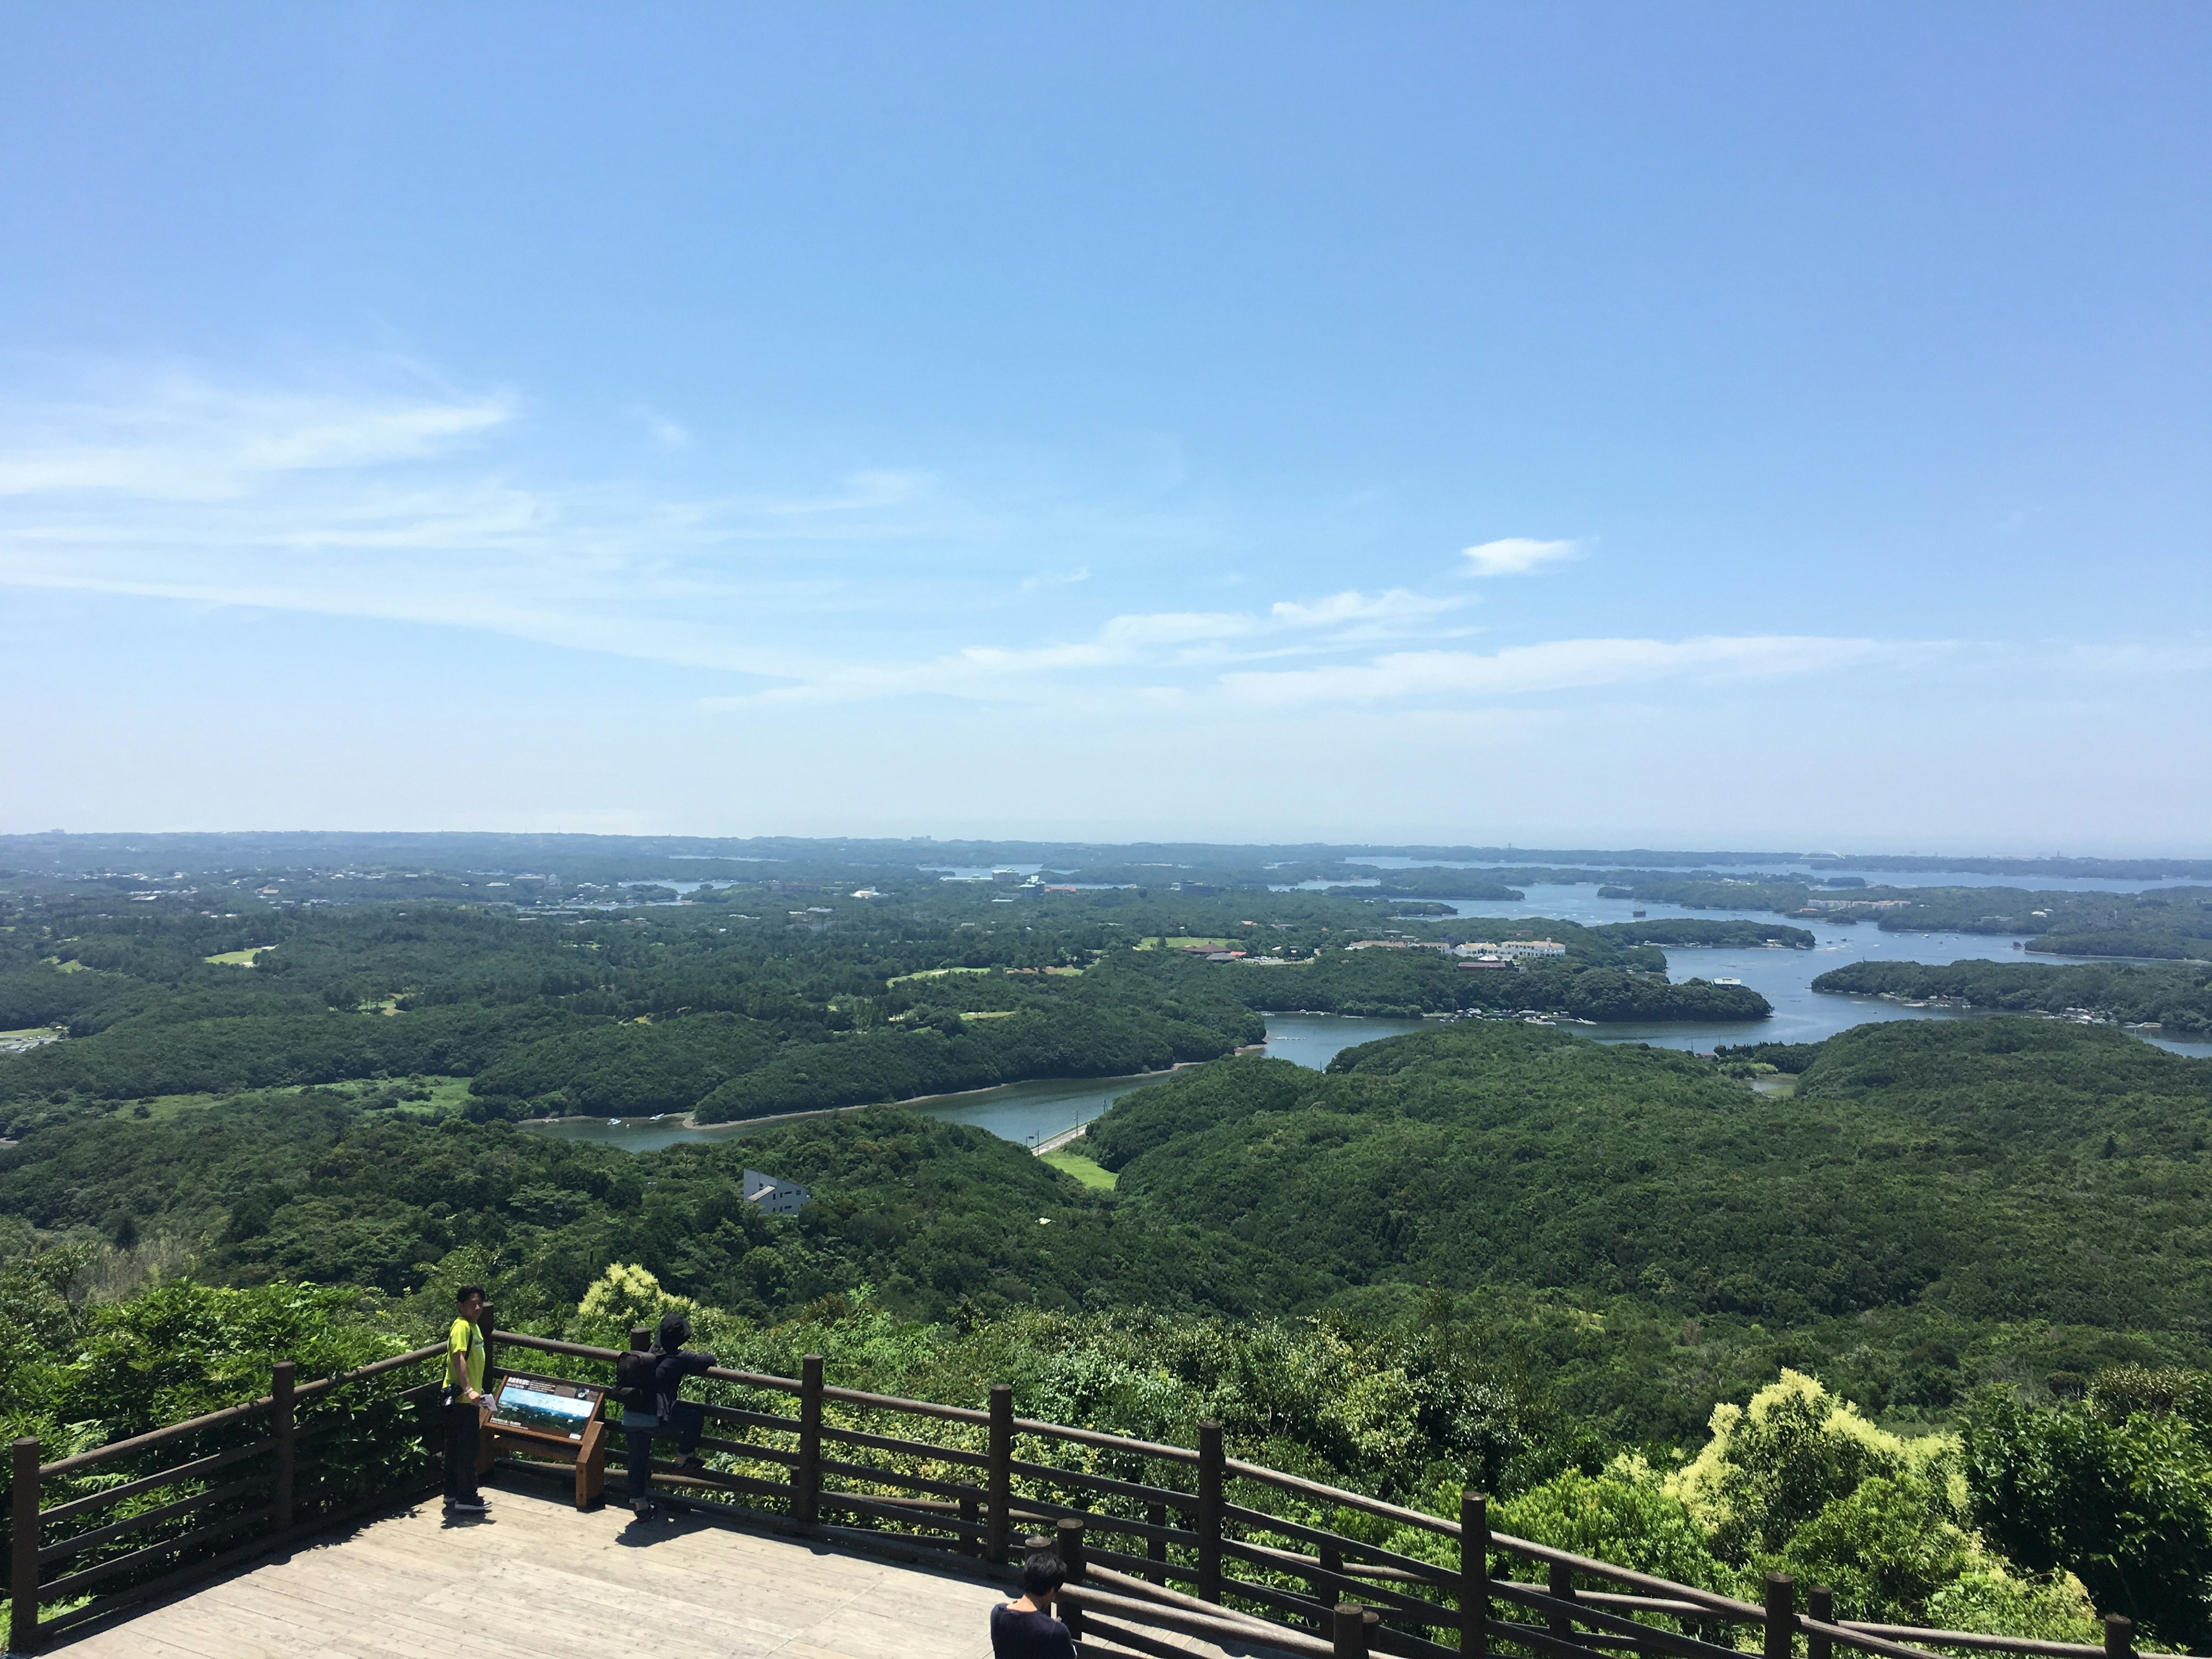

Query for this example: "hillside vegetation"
[1603,875,2212,961]
[10,1017,2212,1639]
[1093,1021,2212,1342]
[1813,957,2212,1036]
[0,878,1774,1138]
[6,840,2212,1644]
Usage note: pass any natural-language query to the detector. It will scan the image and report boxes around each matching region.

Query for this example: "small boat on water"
[608,1118,620,1126]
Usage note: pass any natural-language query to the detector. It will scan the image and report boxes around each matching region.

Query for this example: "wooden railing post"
[794,1354,823,1526]
[986,1384,1012,1561]
[1764,1573,1796,1659]
[622,1327,648,1494]
[1057,1516,1086,1641]
[11,1435,40,1655]
[271,1360,297,1532]
[1317,1541,1342,1630]
[1548,1559,1575,1645]
[1461,1490,1488,1659]
[1334,1600,1370,1659]
[1806,1585,1832,1659]
[1144,1499,1165,1584]
[2104,1614,2134,1659]
[1197,1419,1223,1604]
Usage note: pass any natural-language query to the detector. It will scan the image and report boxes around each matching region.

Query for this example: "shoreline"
[519,1046,1268,1137]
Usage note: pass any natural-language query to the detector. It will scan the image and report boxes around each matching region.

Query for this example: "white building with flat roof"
[743,1169,812,1215]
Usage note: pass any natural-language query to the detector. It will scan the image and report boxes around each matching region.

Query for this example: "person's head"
[657,1310,691,1353]
[1020,1548,1066,1601]
[456,1285,486,1323]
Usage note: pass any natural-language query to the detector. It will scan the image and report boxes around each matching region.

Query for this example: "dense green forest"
[0,870,1786,1137]
[1814,958,2212,1036]
[1592,919,1815,949]
[7,838,2212,1643]
[1327,870,1527,900]
[1224,941,1771,1022]
[7,1015,2211,1639]
[1093,1020,2212,1361]
[1591,874,2212,961]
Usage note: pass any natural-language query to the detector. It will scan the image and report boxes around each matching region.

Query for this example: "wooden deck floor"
[52,1478,1190,1659]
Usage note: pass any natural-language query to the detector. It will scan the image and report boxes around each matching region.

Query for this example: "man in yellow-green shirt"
[444,1285,490,1515]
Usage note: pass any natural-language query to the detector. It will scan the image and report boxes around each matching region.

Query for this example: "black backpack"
[614,1350,658,1413]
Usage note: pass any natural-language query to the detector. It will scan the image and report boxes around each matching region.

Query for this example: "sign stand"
[475,1369,610,1509]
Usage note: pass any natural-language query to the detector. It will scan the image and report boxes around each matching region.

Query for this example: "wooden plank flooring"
[51,1478,1225,1659]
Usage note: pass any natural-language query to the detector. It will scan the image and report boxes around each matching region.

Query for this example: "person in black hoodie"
[990,1545,1075,1659]
[624,1310,717,1519]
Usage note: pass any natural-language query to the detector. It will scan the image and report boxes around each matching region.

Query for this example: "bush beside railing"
[486,1330,2141,1659]
[3,1327,2146,1659]
[5,1342,444,1651]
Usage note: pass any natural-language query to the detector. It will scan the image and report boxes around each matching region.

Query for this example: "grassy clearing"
[1041,1147,1118,1190]
[109,1074,475,1123]
[204,946,275,967]
[887,966,994,987]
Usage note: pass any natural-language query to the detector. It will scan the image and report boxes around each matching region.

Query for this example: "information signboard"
[491,1374,600,1441]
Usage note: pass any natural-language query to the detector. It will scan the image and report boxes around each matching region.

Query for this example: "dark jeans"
[444,1397,482,1504]
[625,1401,705,1506]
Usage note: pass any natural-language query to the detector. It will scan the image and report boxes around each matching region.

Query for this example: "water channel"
[526,883,2206,1157]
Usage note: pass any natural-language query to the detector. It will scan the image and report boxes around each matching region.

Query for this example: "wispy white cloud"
[725,588,1467,706]
[0,368,1012,678]
[1221,634,1888,707]
[629,406,692,449]
[2055,638,2212,676]
[0,372,511,501]
[9,363,2185,741]
[1462,536,1585,577]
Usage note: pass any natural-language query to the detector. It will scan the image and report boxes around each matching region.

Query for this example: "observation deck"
[49,1478,1229,1659]
[7,1329,2134,1659]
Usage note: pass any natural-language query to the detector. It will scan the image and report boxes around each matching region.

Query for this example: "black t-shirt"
[990,1603,1075,1659]
[652,1348,715,1419]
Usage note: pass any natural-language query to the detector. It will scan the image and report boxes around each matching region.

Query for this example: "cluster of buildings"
[1339,937,1567,971]
[1455,940,1566,971]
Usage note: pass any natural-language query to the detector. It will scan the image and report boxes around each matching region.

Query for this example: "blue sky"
[2,4,2207,850]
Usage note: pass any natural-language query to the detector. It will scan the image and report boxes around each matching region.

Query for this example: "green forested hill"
[1094,1019,2212,1340]
[13,842,2212,1644]
[0,872,1782,1137]
[9,1009,2212,1641]
[1813,956,2212,1035]
[1592,919,1815,949]
[0,1097,1312,1325]
[1224,925,1772,1021]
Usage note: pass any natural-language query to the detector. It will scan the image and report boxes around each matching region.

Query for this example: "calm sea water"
[1399,882,2207,1059]
[525,893,2206,1156]
[522,1016,1416,1154]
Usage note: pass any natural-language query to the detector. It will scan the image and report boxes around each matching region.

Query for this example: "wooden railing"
[6,1342,446,1652]
[4,1327,2147,1659]
[488,1330,2143,1659]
